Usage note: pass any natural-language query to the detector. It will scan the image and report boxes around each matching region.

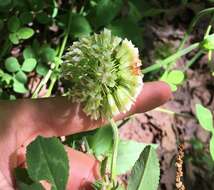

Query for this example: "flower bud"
[62,29,143,120]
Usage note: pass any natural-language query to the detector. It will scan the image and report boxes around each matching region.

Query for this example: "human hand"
[0,82,171,190]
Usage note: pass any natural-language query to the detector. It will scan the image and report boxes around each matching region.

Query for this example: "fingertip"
[131,81,172,114]
[156,81,172,102]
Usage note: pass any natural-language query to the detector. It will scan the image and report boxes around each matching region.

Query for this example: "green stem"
[45,13,72,97]
[184,50,203,70]
[32,10,72,98]
[52,0,58,18]
[183,15,214,71]
[82,137,91,153]
[142,42,200,74]
[109,118,119,183]
[205,15,214,65]
[155,107,191,118]
[32,69,53,98]
[178,7,214,50]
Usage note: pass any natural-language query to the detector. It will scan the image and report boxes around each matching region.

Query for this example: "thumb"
[17,144,100,190]
[65,147,100,190]
[0,170,14,190]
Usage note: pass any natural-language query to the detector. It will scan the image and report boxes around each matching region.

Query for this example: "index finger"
[12,81,171,147]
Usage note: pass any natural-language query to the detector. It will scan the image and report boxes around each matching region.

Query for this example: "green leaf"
[87,124,113,156]
[210,134,214,161]
[89,0,123,28]
[160,70,184,92]
[36,64,48,76]
[129,0,144,12]
[36,12,51,24]
[15,168,44,190]
[22,58,37,72]
[0,0,11,7]
[7,16,20,32]
[15,70,27,84]
[17,27,35,40]
[108,18,143,47]
[31,0,45,10]
[169,83,177,92]
[13,79,28,94]
[117,186,126,190]
[0,70,12,84]
[5,57,20,72]
[116,140,147,175]
[196,104,213,132]
[128,2,142,22]
[40,46,56,62]
[26,136,69,190]
[18,182,44,190]
[9,33,19,44]
[15,168,33,185]
[23,46,35,59]
[20,12,33,24]
[167,70,185,85]
[70,14,92,38]
[190,138,204,151]
[127,146,160,190]
[202,34,214,51]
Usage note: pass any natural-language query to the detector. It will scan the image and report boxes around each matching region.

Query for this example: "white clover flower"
[62,29,143,120]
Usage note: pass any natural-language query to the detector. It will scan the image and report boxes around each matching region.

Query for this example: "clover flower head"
[62,29,143,120]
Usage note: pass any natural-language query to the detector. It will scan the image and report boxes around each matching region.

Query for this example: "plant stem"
[52,0,58,18]
[142,42,200,74]
[178,7,214,50]
[204,15,214,65]
[32,10,72,98]
[45,13,72,97]
[155,107,191,118]
[32,69,53,98]
[182,15,214,71]
[184,50,203,70]
[109,118,119,183]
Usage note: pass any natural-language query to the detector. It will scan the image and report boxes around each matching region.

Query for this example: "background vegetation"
[1,0,214,190]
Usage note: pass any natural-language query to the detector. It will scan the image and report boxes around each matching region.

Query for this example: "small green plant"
[4,56,37,93]
[160,70,185,91]
[7,16,34,45]
[195,104,214,160]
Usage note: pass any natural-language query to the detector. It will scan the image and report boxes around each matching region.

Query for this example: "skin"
[0,81,171,190]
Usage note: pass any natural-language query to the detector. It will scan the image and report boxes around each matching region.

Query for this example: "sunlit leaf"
[116,140,147,175]
[13,79,28,94]
[5,57,20,72]
[26,136,69,190]
[22,58,37,72]
[167,70,185,85]
[17,27,35,40]
[196,104,213,132]
[15,70,27,84]
[127,146,160,190]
